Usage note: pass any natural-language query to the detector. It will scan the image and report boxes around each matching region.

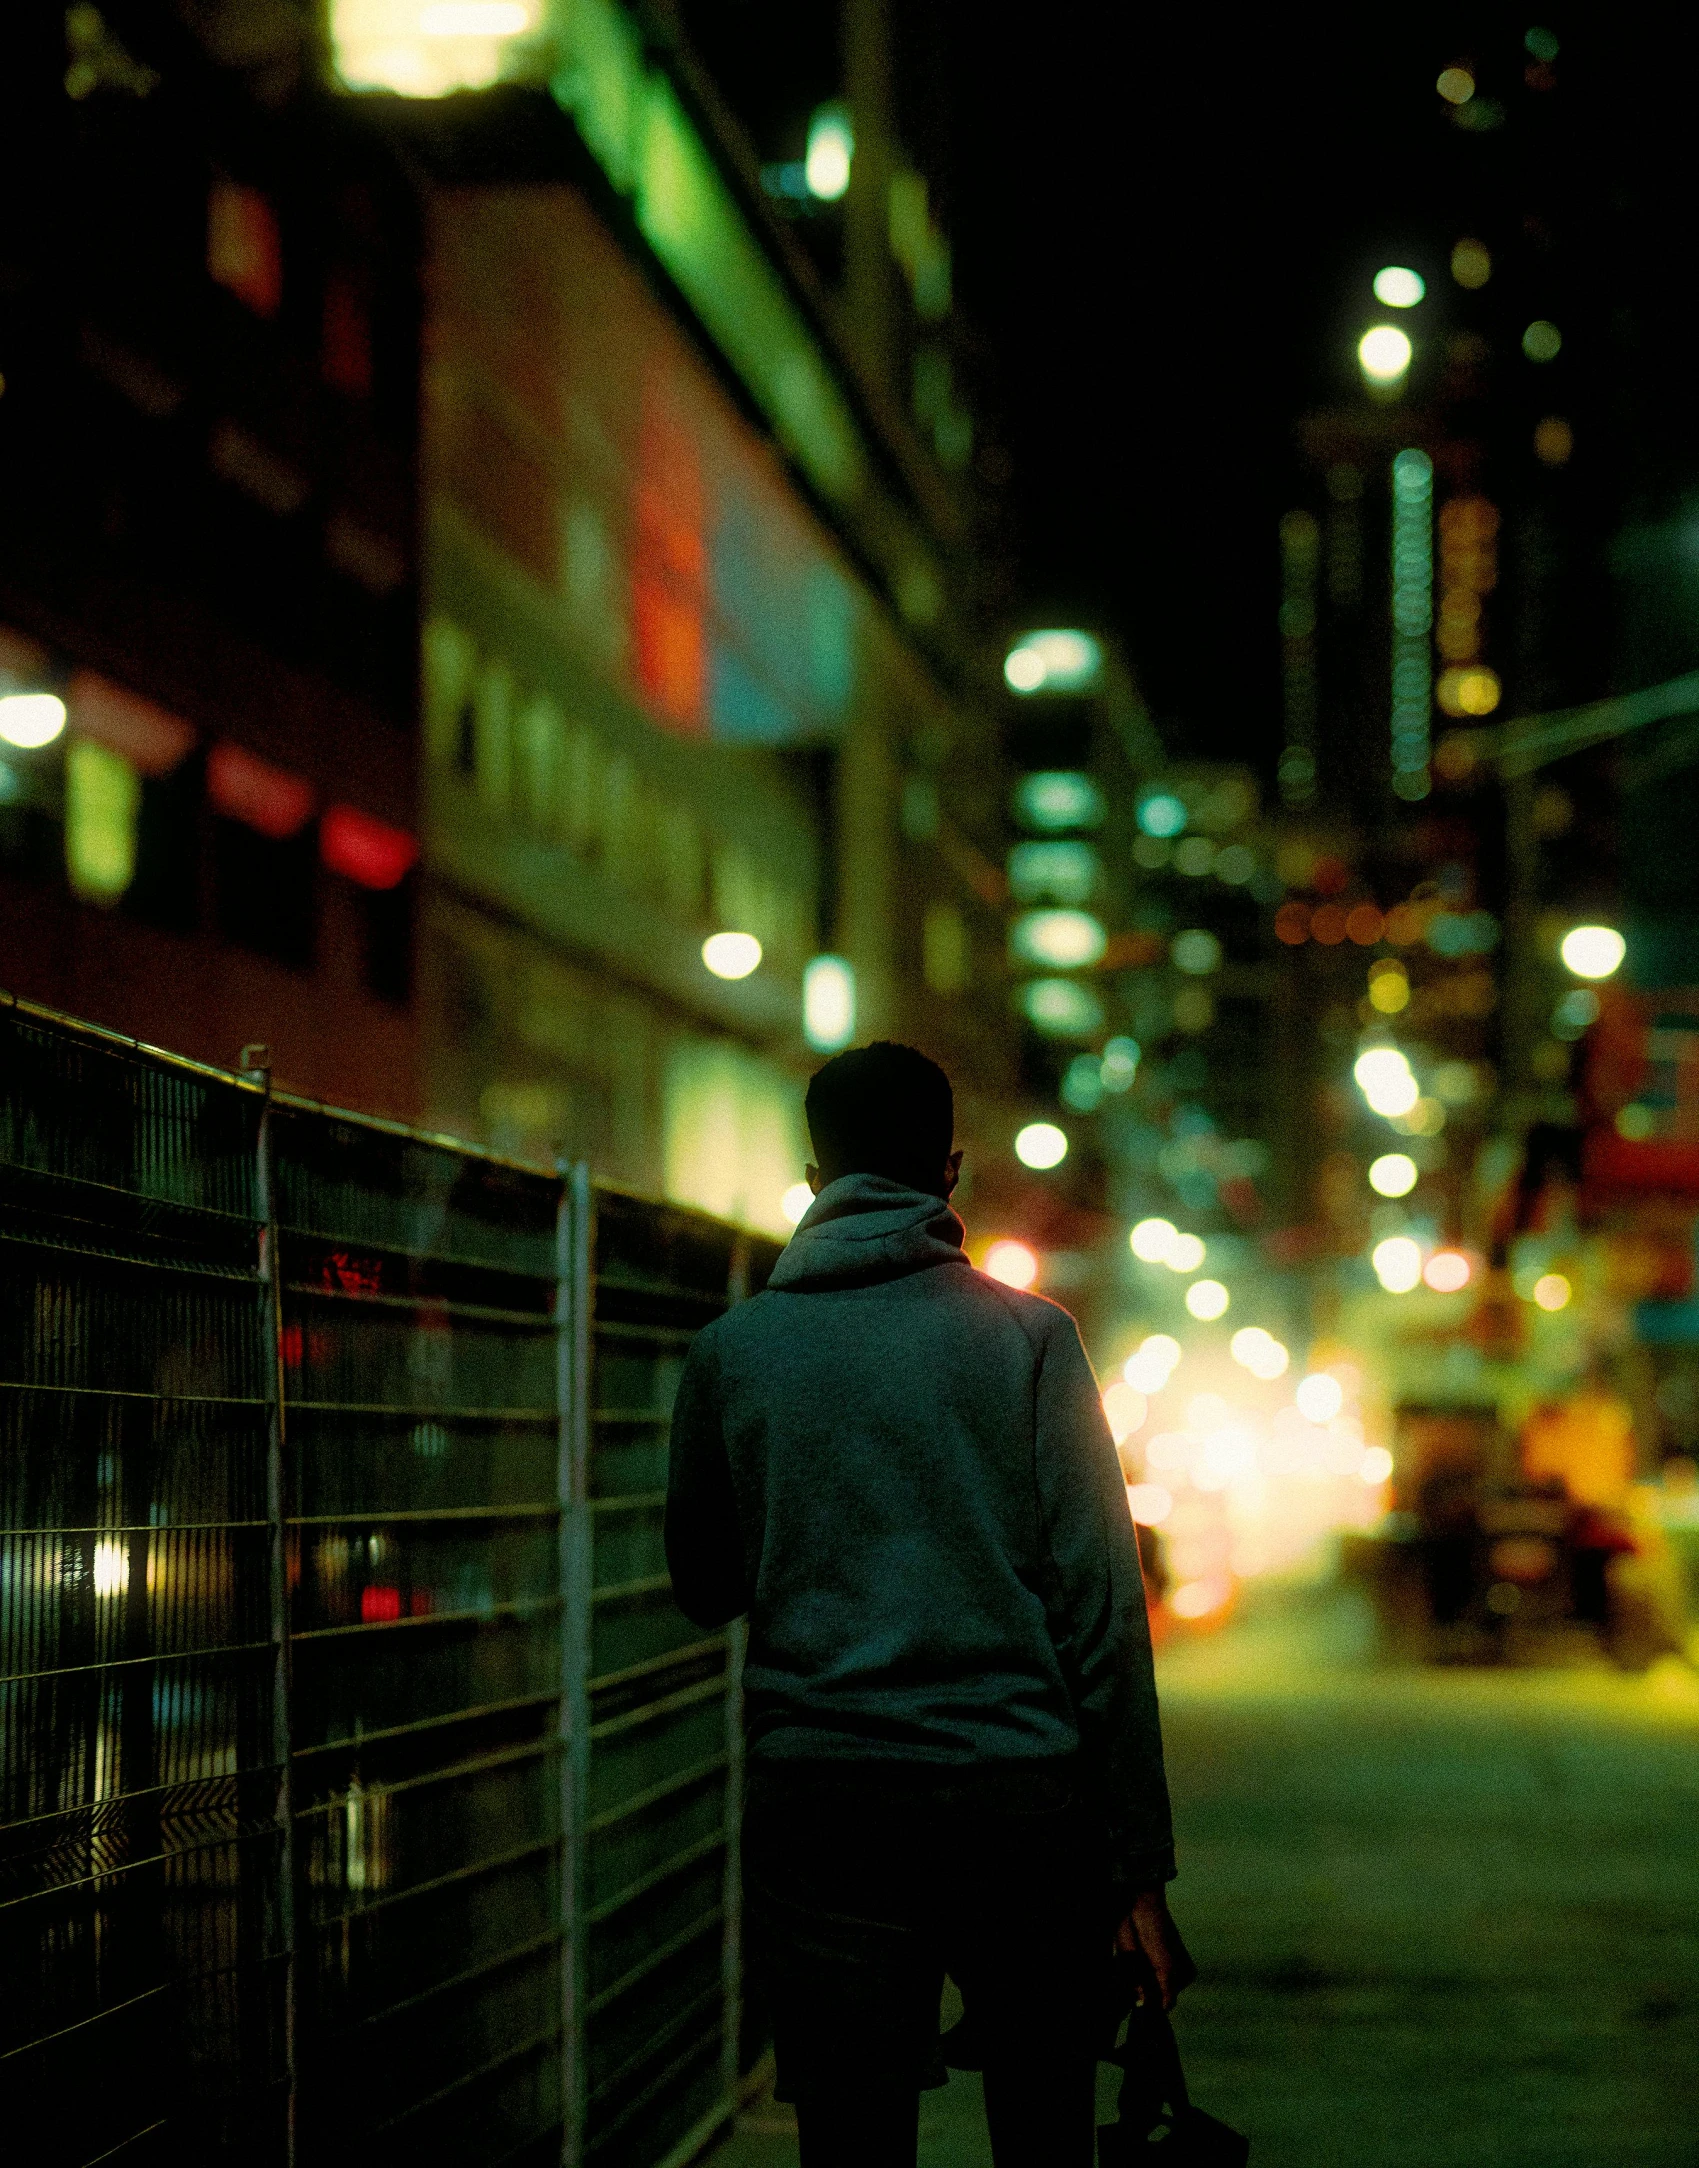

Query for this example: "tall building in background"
[0,1,1024,1239]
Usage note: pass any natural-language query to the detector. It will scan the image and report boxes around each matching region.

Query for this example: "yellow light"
[1185,1279,1230,1321]
[1368,1152,1419,1198]
[1126,1482,1173,1526]
[65,740,140,903]
[1532,1272,1572,1311]
[1170,1578,1229,1620]
[1295,1373,1343,1423]
[984,1238,1039,1289]
[802,955,856,1051]
[418,1,528,28]
[1358,325,1412,383]
[1002,628,1103,695]
[1436,664,1501,717]
[781,1182,813,1227]
[1522,319,1562,363]
[330,0,538,96]
[1165,1232,1206,1274]
[805,104,854,200]
[1103,1382,1148,1444]
[1014,1121,1068,1170]
[0,691,67,748]
[92,1540,130,1598]
[1423,1249,1472,1292]
[1010,908,1107,969]
[1360,1445,1395,1486]
[1436,66,1476,103]
[1368,962,1410,1014]
[702,930,763,980]
[1371,1236,1423,1293]
[1451,237,1492,289]
[1004,646,1046,692]
[1130,1216,1178,1264]
[1373,266,1425,308]
[1560,925,1625,980]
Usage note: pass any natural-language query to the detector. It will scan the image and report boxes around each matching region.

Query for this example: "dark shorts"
[742,1756,1112,2105]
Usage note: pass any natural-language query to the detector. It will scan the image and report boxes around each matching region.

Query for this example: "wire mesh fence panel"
[0,1000,287,2168]
[580,1189,779,2168]
[272,1103,570,2167]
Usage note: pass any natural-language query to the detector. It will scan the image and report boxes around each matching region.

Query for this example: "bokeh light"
[781,1182,813,1226]
[1186,1279,1230,1321]
[1360,1445,1395,1486]
[0,692,67,749]
[1014,1120,1068,1170]
[1450,237,1492,288]
[1560,924,1625,979]
[1126,1482,1174,1526]
[1368,1152,1419,1198]
[1373,266,1426,308]
[1124,1335,1183,1393]
[1165,1232,1206,1274]
[1358,325,1413,383]
[1130,1216,1178,1264]
[1533,1272,1572,1311]
[1436,66,1476,104]
[1423,1249,1472,1292]
[1522,319,1563,363]
[1230,1327,1290,1379]
[1103,1382,1148,1444]
[1295,1373,1344,1423]
[701,930,762,979]
[1354,1046,1421,1117]
[1371,1236,1424,1293]
[983,1239,1038,1289]
[804,104,854,199]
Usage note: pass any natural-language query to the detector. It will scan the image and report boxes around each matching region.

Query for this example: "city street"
[713,1590,1699,2168]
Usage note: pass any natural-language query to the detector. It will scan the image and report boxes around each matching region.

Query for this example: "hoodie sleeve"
[1033,1311,1177,1895]
[665,1330,749,1628]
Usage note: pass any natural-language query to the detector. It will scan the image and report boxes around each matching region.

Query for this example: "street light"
[702,931,762,979]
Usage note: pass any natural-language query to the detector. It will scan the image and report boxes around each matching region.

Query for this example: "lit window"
[1011,771,1106,832]
[1007,839,1098,905]
[320,805,418,890]
[329,0,539,96]
[1010,909,1106,970]
[1019,978,1103,1038]
[65,740,140,903]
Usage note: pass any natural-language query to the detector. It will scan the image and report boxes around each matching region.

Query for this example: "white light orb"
[1165,1232,1206,1274]
[804,105,854,199]
[1358,325,1413,382]
[1185,1278,1230,1322]
[1560,925,1625,980]
[983,1239,1039,1289]
[1014,1121,1068,1170]
[1373,266,1426,309]
[1102,1382,1148,1445]
[1130,1216,1178,1264]
[1371,1236,1424,1293]
[1368,1152,1419,1198]
[1126,1482,1174,1526]
[1360,1445,1395,1486]
[702,931,762,980]
[781,1182,814,1227]
[0,692,67,749]
[1295,1373,1344,1423]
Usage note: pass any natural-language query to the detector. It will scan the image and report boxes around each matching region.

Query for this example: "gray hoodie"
[666,1172,1176,1892]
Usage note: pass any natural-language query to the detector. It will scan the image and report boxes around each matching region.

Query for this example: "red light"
[208,180,281,318]
[631,391,707,733]
[1274,902,1309,945]
[408,1589,435,1618]
[1311,903,1348,945]
[1346,903,1385,945]
[360,1585,401,1622]
[319,804,418,890]
[208,742,315,839]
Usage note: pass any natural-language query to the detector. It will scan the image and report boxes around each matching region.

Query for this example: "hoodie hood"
[767,1171,969,1291]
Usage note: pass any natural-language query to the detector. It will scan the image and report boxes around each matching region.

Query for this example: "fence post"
[247,1047,297,2166]
[558,1164,593,2168]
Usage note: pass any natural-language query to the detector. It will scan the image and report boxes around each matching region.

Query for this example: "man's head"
[804,1042,962,1199]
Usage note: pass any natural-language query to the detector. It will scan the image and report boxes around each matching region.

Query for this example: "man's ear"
[942,1149,964,1198]
[806,1164,822,1195]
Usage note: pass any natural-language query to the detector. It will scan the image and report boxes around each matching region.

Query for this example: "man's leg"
[743,1766,939,2168]
[794,2088,921,2168]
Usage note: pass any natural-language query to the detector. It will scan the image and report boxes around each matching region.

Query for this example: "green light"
[1018,978,1104,1039]
[1003,628,1102,695]
[1007,840,1097,905]
[1012,771,1105,833]
[1373,266,1425,308]
[805,104,853,201]
[1137,790,1186,838]
[1522,319,1562,363]
[65,739,139,902]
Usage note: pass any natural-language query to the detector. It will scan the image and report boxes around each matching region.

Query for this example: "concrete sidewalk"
[703,1585,1699,2167]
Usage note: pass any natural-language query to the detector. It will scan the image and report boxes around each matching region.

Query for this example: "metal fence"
[0,994,776,2168]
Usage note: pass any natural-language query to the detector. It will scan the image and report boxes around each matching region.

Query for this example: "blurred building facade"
[0,1,1025,1237]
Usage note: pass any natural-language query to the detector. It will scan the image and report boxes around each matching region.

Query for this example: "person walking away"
[666,1043,1190,2168]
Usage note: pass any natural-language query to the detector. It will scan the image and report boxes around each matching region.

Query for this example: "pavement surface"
[704,1584,1699,2167]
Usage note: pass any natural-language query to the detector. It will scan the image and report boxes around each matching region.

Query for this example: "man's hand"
[1115,1889,1197,2012]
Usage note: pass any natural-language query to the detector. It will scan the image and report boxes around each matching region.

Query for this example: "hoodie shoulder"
[970,1274,1083,1355]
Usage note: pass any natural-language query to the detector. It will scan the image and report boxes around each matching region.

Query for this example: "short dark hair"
[805,1042,954,1193]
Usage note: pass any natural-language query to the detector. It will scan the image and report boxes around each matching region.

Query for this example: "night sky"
[686,9,1699,772]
